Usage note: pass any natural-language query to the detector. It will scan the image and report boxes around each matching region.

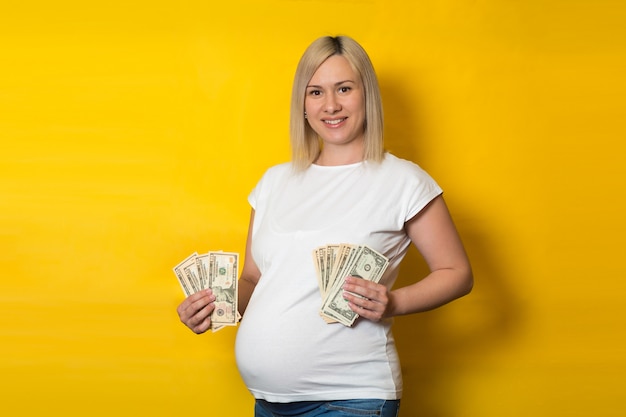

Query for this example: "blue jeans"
[254,399,401,417]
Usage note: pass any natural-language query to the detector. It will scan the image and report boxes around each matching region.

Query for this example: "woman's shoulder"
[260,161,293,177]
[381,152,430,176]
[249,161,293,203]
[253,161,295,190]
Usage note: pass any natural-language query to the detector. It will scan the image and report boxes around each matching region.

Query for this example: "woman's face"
[304,55,366,150]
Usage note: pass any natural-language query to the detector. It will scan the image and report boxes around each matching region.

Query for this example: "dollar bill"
[173,250,240,332]
[195,253,209,290]
[184,262,203,293]
[318,245,389,326]
[208,251,239,327]
[173,252,200,297]
[320,244,362,324]
[326,244,353,294]
[312,246,326,297]
[324,244,340,295]
[318,244,357,323]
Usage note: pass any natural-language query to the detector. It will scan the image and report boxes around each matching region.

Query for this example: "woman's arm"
[342,195,473,321]
[238,209,262,316]
[387,195,473,316]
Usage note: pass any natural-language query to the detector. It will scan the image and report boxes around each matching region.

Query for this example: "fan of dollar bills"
[173,251,240,332]
[313,244,389,327]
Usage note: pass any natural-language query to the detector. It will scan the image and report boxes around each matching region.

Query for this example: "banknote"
[312,246,325,296]
[327,244,359,294]
[173,251,240,332]
[315,244,389,326]
[208,251,239,326]
[195,253,209,290]
[314,244,358,323]
[324,244,340,294]
[315,244,348,297]
[173,252,201,297]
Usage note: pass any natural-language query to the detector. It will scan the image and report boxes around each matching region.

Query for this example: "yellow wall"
[1,1,624,415]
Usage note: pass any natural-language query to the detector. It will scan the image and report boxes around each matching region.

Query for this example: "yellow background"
[1,1,624,415]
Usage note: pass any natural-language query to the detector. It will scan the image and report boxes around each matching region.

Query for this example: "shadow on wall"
[380,76,523,417]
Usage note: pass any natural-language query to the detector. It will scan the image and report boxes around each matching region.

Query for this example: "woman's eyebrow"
[306,80,356,89]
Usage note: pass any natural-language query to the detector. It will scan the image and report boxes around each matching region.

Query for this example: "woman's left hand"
[342,276,391,322]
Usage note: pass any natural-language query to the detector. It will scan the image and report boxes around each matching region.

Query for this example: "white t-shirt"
[235,153,443,403]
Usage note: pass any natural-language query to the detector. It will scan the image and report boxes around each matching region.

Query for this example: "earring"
[304,111,308,119]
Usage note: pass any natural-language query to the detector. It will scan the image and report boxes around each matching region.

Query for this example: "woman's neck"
[314,153,363,166]
[315,143,364,166]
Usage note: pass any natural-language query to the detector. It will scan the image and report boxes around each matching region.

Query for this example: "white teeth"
[325,118,345,125]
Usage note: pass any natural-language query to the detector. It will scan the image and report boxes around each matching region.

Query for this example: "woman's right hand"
[176,289,216,334]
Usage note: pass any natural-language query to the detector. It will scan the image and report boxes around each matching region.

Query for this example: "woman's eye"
[308,89,322,96]
[339,86,351,93]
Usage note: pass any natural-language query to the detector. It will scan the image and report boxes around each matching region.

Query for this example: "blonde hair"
[290,36,384,170]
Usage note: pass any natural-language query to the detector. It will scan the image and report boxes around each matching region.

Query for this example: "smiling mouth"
[324,118,346,125]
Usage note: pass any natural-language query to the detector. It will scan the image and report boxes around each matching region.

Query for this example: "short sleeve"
[247,163,291,212]
[248,182,259,210]
[401,162,443,222]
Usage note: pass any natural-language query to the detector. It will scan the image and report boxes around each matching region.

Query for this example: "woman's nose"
[324,94,341,113]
